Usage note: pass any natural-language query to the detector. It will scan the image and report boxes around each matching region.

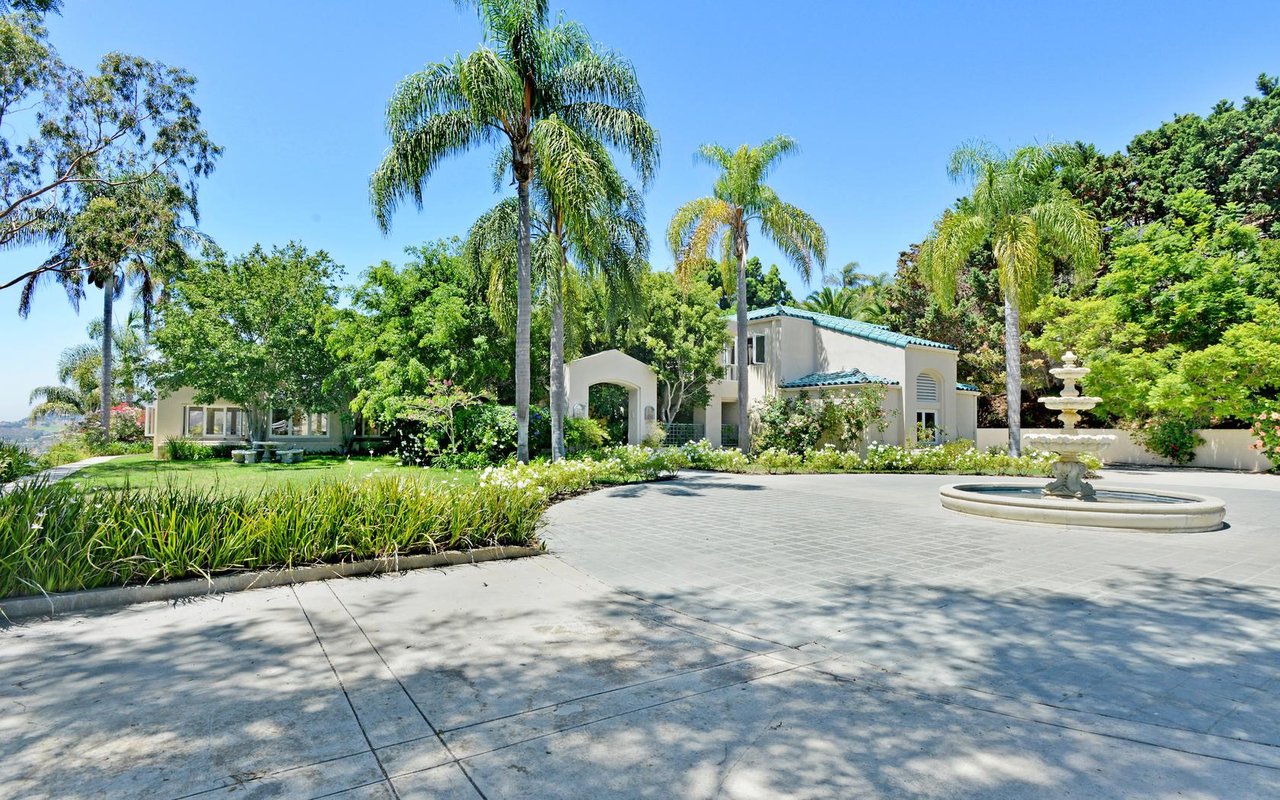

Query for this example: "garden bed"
[0,446,686,603]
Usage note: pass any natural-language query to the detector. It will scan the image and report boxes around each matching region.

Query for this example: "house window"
[916,410,940,443]
[184,406,247,438]
[270,407,330,437]
[750,334,766,365]
[185,407,205,437]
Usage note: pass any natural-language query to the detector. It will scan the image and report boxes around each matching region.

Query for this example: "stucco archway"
[564,350,659,445]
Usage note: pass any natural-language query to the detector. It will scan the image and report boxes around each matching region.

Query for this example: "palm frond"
[758,193,827,284]
[371,111,488,232]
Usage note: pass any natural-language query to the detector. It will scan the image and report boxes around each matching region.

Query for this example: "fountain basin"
[940,483,1226,533]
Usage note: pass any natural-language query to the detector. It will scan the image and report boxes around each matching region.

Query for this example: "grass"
[74,454,474,492]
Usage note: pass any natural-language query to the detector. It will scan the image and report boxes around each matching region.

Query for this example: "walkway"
[1,469,1278,798]
[1,454,118,493]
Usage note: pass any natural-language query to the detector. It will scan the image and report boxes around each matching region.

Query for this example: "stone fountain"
[939,350,1227,533]
[1023,351,1115,499]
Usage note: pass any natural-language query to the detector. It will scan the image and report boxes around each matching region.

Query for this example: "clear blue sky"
[3,0,1278,420]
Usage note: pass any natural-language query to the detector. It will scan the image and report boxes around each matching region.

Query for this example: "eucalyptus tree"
[918,142,1100,455]
[669,136,827,454]
[467,158,647,460]
[371,0,657,463]
[21,175,208,439]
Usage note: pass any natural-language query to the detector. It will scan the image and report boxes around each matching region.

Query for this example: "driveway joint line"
[324,581,489,800]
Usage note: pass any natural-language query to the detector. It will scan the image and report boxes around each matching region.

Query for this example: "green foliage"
[564,417,609,453]
[1130,418,1204,465]
[2,10,221,296]
[0,441,37,483]
[153,243,344,438]
[754,447,804,474]
[164,437,214,462]
[679,439,750,472]
[697,256,795,312]
[332,240,513,425]
[630,272,730,421]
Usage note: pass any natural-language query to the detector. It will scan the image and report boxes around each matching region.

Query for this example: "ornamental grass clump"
[0,475,545,600]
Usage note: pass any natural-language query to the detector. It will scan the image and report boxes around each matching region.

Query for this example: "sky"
[2,0,1279,420]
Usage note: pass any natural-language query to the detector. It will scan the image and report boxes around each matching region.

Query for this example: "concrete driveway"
[3,469,1279,798]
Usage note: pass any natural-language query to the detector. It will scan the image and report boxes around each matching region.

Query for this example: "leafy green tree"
[1030,190,1280,426]
[0,8,220,293]
[331,239,513,425]
[669,136,827,453]
[919,143,1100,455]
[152,244,344,439]
[699,255,794,311]
[629,272,729,422]
[370,0,657,463]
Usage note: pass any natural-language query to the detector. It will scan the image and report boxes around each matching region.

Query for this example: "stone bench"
[231,449,258,465]
[277,448,305,464]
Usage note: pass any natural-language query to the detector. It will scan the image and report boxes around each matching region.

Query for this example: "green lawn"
[74,454,474,492]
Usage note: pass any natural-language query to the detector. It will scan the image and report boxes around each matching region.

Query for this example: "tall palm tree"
[669,136,827,454]
[802,286,861,319]
[20,175,203,440]
[825,260,875,289]
[371,0,657,463]
[918,142,1100,455]
[468,164,646,460]
[28,340,100,421]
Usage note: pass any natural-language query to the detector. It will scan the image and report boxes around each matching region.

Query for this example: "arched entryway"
[564,350,659,445]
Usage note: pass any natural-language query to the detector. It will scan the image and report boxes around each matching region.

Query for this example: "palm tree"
[371,0,657,463]
[918,142,1100,455]
[669,136,827,454]
[468,166,646,460]
[20,175,204,440]
[28,341,100,421]
[825,260,875,289]
[802,286,861,319]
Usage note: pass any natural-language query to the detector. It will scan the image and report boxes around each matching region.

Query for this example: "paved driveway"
[3,469,1279,798]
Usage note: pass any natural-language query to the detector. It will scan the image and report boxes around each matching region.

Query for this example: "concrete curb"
[0,545,545,623]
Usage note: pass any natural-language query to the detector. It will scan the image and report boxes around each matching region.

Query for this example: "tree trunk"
[1003,293,1022,457]
[515,170,533,464]
[100,272,114,442]
[549,266,566,461]
[735,232,751,456]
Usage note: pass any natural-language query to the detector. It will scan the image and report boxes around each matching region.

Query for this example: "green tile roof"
[956,382,980,392]
[741,305,957,350]
[781,369,899,389]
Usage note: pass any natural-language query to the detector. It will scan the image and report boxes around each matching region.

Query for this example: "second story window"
[748,333,766,365]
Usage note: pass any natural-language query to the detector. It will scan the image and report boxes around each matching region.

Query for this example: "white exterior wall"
[151,387,345,458]
[956,392,979,441]
[903,345,961,444]
[977,427,1275,472]
[812,327,905,383]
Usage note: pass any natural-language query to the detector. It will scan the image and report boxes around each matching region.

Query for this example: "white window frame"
[747,334,766,365]
[269,407,331,438]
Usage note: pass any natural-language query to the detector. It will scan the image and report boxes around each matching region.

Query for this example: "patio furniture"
[251,441,283,462]
[277,448,305,464]
[231,449,258,465]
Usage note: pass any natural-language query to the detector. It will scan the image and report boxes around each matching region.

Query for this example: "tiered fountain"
[940,351,1226,532]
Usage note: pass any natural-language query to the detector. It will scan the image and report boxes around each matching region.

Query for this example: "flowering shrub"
[1250,408,1280,471]
[680,439,749,472]
[754,448,804,474]
[1131,417,1204,465]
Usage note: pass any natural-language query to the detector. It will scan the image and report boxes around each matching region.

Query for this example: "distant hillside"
[0,416,73,454]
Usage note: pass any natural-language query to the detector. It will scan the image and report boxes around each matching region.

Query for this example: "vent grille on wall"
[916,374,939,403]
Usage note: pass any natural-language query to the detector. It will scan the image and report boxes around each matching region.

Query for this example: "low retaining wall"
[976,428,1274,472]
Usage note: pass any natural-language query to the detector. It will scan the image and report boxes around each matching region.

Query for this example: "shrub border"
[0,544,544,623]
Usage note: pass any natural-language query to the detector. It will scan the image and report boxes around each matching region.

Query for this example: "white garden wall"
[976,427,1274,473]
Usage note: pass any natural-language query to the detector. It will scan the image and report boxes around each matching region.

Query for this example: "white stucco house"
[144,387,349,459]
[565,304,979,448]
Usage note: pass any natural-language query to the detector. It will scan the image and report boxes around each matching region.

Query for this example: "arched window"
[915,374,939,404]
